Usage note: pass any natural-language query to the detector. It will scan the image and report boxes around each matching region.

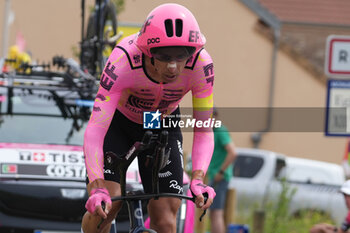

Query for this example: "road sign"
[325,35,350,77]
[325,79,350,136]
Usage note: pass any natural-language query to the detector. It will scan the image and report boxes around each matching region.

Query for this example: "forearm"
[192,170,205,180]
[84,126,105,183]
[191,130,214,174]
[87,178,107,193]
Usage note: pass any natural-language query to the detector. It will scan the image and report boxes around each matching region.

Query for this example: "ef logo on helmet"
[147,37,160,45]
[189,30,200,43]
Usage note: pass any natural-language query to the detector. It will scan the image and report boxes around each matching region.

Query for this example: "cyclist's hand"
[85,187,112,219]
[190,179,216,210]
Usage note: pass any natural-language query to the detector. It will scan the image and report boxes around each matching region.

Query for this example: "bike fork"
[126,199,146,231]
[110,220,117,233]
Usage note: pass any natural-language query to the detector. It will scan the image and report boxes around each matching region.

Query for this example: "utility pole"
[1,0,12,58]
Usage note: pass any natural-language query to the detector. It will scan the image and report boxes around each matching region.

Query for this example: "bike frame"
[106,131,207,233]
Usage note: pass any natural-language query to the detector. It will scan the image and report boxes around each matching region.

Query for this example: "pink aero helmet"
[135,3,206,57]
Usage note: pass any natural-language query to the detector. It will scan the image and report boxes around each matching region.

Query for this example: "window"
[275,157,286,178]
[0,88,90,146]
[233,154,264,178]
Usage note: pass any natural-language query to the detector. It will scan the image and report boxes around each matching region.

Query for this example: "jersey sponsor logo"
[158,99,180,109]
[127,95,154,109]
[134,89,154,97]
[163,89,183,99]
[96,94,106,101]
[159,171,172,178]
[133,54,141,64]
[93,106,101,112]
[203,63,214,77]
[163,93,182,98]
[100,62,118,91]
[104,169,114,175]
[164,89,183,93]
[139,15,154,35]
[206,76,214,86]
[189,30,200,43]
[125,105,143,114]
[169,180,183,194]
[143,110,161,129]
[147,37,160,45]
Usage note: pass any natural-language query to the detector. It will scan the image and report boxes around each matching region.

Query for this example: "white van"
[229,148,347,225]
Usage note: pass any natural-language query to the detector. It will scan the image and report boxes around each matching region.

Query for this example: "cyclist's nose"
[167,61,177,73]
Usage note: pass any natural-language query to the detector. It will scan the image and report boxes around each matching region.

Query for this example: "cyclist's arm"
[190,50,214,179]
[188,50,215,209]
[84,49,128,188]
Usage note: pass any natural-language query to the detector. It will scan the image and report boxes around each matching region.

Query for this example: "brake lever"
[97,201,106,229]
[199,193,208,221]
[190,192,209,222]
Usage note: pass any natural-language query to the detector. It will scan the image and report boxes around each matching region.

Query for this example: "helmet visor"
[150,46,196,62]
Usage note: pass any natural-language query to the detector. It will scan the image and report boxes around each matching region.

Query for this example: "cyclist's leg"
[139,127,184,233]
[148,197,182,233]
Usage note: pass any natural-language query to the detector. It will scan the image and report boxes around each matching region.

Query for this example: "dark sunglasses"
[150,46,196,62]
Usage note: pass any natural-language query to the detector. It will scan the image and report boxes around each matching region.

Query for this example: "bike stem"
[151,131,168,197]
[112,131,152,196]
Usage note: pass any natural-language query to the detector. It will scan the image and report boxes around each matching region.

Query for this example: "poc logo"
[147,37,160,45]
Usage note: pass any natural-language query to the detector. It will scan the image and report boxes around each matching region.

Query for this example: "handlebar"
[105,130,209,222]
[111,191,208,222]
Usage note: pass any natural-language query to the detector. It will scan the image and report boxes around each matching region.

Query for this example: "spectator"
[342,139,350,179]
[310,180,350,233]
[207,108,237,233]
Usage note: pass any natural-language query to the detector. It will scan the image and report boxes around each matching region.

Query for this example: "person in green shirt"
[208,108,237,233]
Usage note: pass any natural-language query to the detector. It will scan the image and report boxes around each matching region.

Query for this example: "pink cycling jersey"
[84,34,215,183]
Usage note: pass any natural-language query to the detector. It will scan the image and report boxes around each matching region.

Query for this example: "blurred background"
[1,0,350,169]
[2,1,350,232]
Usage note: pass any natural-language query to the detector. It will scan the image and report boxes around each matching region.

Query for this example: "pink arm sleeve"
[190,50,214,174]
[84,49,127,183]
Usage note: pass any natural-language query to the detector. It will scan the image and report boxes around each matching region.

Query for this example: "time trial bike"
[103,130,207,233]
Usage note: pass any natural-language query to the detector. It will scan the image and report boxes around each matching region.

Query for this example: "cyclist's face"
[151,46,193,83]
[153,59,187,83]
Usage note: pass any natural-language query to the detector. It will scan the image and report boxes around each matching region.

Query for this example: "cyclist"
[82,3,216,233]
